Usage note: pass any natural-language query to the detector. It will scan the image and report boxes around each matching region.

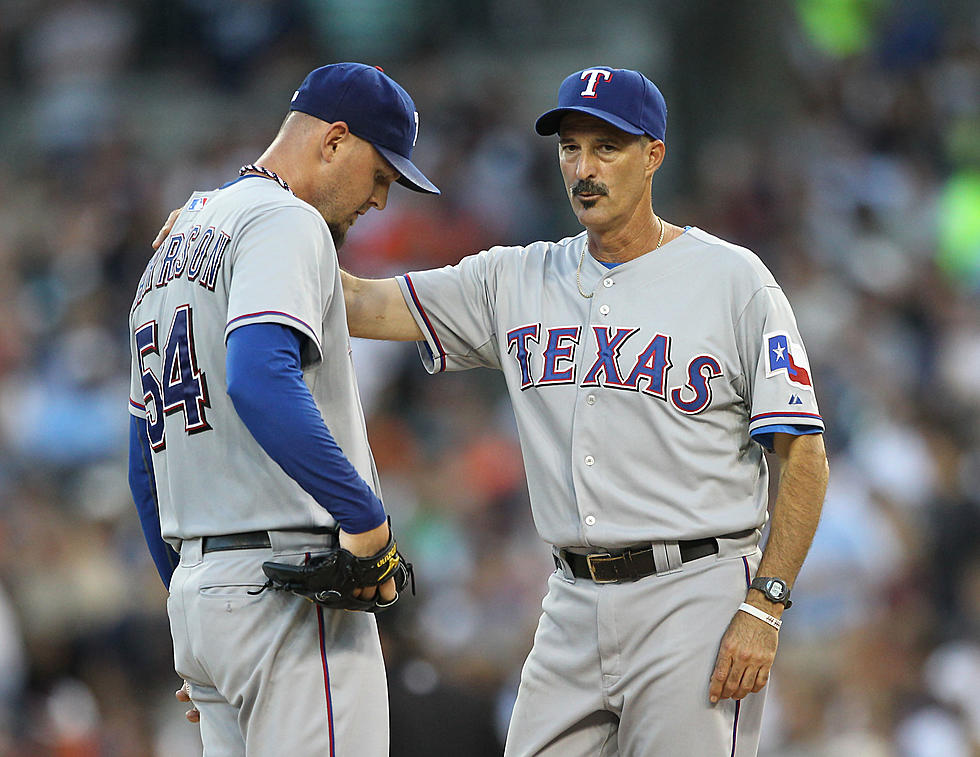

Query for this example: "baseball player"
[128,63,436,756]
[340,66,829,755]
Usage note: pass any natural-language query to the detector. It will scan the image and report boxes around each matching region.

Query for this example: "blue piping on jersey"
[316,607,337,756]
[218,174,270,190]
[731,556,753,755]
[403,273,447,372]
[750,411,822,423]
[226,310,319,349]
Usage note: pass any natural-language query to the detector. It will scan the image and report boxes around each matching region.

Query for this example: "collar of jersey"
[595,228,690,269]
[218,174,268,190]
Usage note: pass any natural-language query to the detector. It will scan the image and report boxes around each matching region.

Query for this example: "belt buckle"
[586,553,617,584]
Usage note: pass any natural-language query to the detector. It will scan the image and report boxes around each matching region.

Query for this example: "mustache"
[570,179,609,197]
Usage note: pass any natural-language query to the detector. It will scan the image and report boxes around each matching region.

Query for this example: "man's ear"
[647,138,666,173]
[321,121,351,163]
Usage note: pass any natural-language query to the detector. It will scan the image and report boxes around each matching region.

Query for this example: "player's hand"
[152,208,182,250]
[176,680,200,724]
[339,521,398,604]
[708,607,779,704]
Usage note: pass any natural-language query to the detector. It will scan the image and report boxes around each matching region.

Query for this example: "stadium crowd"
[0,1,977,754]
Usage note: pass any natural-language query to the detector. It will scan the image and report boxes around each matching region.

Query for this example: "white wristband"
[738,602,781,631]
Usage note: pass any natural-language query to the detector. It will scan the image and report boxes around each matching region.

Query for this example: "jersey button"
[598,304,610,316]
[586,394,597,405]
[585,515,597,526]
[603,278,614,288]
[585,455,595,466]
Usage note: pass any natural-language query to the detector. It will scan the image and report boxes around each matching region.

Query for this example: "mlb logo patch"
[765,332,812,389]
[187,196,208,212]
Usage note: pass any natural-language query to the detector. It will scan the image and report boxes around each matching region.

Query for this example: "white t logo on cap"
[291,90,299,102]
[580,69,613,98]
[413,111,419,147]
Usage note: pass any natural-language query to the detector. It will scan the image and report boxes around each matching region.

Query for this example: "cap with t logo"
[534,66,667,142]
[290,62,439,195]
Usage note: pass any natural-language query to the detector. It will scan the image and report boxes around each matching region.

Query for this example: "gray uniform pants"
[169,533,388,757]
[505,534,764,756]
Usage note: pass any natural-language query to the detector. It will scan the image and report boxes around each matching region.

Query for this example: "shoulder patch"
[765,332,812,390]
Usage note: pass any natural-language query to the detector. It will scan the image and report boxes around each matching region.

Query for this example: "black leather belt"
[558,529,756,584]
[200,527,338,554]
[201,531,271,554]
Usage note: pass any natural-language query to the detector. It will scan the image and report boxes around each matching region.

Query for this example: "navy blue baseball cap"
[535,66,667,142]
[290,62,439,195]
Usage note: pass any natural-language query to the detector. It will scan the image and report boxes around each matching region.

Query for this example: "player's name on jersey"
[133,224,231,308]
[506,323,721,415]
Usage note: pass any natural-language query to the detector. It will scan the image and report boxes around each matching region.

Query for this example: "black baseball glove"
[259,528,414,613]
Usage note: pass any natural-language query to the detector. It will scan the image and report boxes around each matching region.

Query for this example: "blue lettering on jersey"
[154,233,187,287]
[198,231,230,291]
[506,324,540,390]
[161,305,211,434]
[133,248,163,309]
[505,323,725,415]
[582,327,638,387]
[133,225,229,307]
[133,305,212,452]
[539,326,580,385]
[186,227,215,281]
[621,333,672,398]
[669,355,723,415]
[134,320,166,450]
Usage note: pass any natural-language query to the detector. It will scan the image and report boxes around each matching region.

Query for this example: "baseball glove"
[259,529,414,613]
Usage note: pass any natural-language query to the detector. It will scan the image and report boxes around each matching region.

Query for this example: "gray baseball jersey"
[398,227,823,548]
[129,176,382,545]
[399,226,822,755]
[129,175,390,756]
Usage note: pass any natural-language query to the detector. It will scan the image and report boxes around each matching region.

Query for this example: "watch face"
[767,579,785,600]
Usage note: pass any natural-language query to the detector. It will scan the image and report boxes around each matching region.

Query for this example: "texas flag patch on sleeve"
[765,332,812,390]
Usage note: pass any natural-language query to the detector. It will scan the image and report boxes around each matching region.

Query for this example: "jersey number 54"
[134,304,211,451]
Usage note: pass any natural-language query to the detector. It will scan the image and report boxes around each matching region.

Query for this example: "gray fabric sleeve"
[736,285,824,434]
[397,248,509,373]
[223,206,329,367]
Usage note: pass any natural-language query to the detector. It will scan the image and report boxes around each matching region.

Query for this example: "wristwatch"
[750,576,792,608]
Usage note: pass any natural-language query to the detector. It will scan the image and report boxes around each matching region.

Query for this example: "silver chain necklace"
[576,215,665,299]
[239,164,292,193]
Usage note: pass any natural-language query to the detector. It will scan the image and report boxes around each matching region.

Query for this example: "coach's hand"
[339,520,398,605]
[176,680,200,724]
[152,208,182,250]
[708,607,779,704]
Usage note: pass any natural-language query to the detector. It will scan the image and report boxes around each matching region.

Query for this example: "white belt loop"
[552,546,577,583]
[179,537,203,566]
[651,540,683,575]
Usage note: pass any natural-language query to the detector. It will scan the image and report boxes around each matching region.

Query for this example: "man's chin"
[573,203,605,225]
[328,223,347,248]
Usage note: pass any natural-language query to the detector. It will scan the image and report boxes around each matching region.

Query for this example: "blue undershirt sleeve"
[751,423,823,452]
[225,322,386,534]
[128,415,180,588]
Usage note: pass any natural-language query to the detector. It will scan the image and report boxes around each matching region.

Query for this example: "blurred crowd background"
[0,0,978,754]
